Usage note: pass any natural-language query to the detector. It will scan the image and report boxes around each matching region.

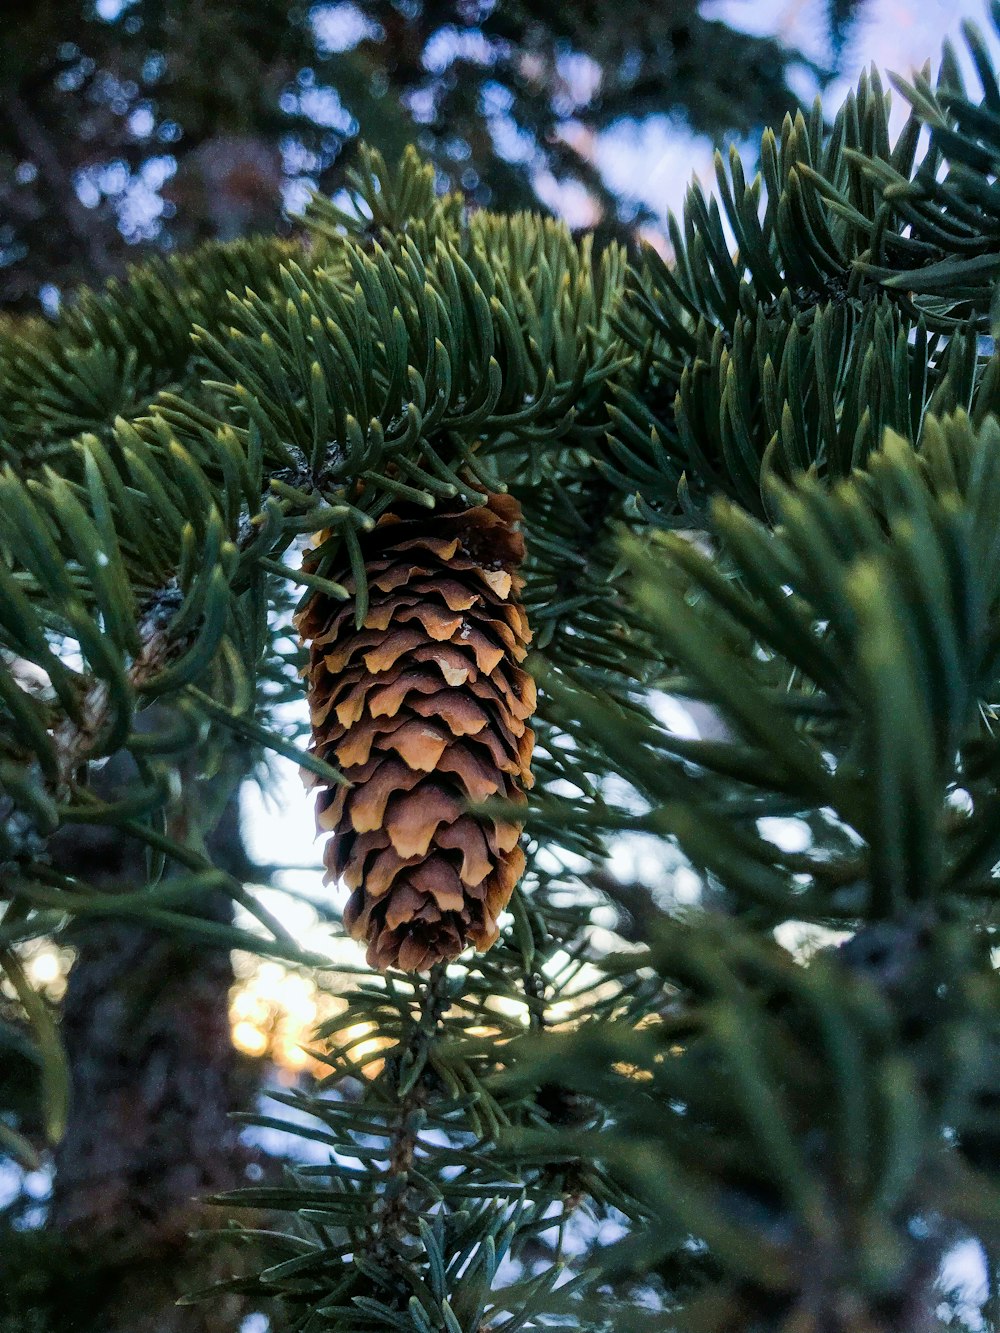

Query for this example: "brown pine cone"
[295,494,535,972]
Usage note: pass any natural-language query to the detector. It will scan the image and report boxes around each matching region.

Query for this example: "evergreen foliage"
[3,5,1000,1331]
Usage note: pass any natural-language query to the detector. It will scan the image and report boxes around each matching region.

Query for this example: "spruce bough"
[3,7,1000,1330]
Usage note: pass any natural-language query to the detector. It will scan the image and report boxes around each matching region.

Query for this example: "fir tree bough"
[5,6,1000,1331]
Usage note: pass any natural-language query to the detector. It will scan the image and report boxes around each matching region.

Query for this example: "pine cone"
[295,494,535,972]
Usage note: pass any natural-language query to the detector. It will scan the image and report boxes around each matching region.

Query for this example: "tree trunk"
[49,906,250,1332]
[36,749,267,1332]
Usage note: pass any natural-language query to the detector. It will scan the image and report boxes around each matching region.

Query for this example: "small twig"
[373,965,451,1265]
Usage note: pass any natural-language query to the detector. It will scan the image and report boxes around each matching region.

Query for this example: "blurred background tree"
[0,0,864,312]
